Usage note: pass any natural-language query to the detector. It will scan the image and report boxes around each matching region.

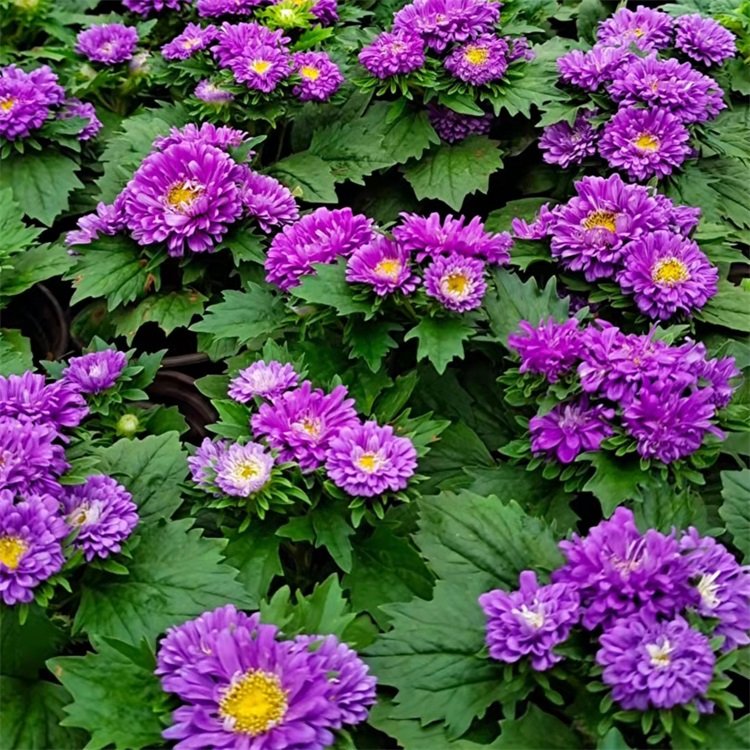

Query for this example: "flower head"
[242,171,299,233]
[311,0,338,25]
[214,442,274,497]
[197,0,261,16]
[444,34,509,85]
[195,80,235,104]
[59,98,102,141]
[345,235,420,296]
[162,23,218,60]
[596,6,674,52]
[292,52,343,102]
[508,318,583,383]
[76,24,139,64]
[700,355,739,409]
[675,14,736,67]
[229,361,299,403]
[63,350,128,394]
[358,30,426,79]
[557,46,634,92]
[211,22,289,68]
[227,46,293,92]
[0,372,88,430]
[153,122,247,152]
[479,570,580,671]
[427,105,492,143]
[424,254,486,312]
[188,438,229,491]
[123,0,186,14]
[65,198,127,246]
[0,65,63,141]
[539,110,598,169]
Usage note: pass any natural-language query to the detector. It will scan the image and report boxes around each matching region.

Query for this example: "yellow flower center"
[219,670,288,736]
[234,460,261,481]
[181,37,202,50]
[299,65,320,81]
[582,209,618,233]
[633,133,660,152]
[464,46,489,65]
[166,181,202,211]
[652,257,689,285]
[295,417,321,438]
[356,452,382,473]
[249,60,272,75]
[0,536,28,570]
[633,27,644,38]
[374,258,402,279]
[441,272,470,297]
[646,640,673,669]
[0,97,16,112]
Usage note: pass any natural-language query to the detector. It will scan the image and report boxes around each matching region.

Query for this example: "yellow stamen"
[0,536,28,570]
[295,417,321,438]
[219,670,288,736]
[464,46,489,65]
[166,181,202,211]
[633,134,660,152]
[582,209,618,233]
[374,258,402,279]
[652,257,689,285]
[356,452,382,473]
[0,97,16,112]
[442,272,470,297]
[236,461,260,481]
[299,65,320,81]
[249,60,272,75]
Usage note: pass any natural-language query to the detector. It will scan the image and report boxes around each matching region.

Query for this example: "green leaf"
[191,284,287,343]
[0,243,74,302]
[346,318,400,372]
[48,641,163,750]
[403,136,503,210]
[575,0,608,41]
[0,605,64,679]
[269,151,338,203]
[495,705,583,749]
[112,290,207,343]
[0,187,42,260]
[223,521,283,604]
[0,678,86,750]
[720,469,750,560]
[74,519,249,644]
[485,268,570,346]
[382,109,440,165]
[583,453,655,517]
[404,317,474,374]
[292,260,372,316]
[96,432,187,523]
[484,197,551,234]
[0,152,83,226]
[0,330,33,376]
[697,281,750,332]
[311,503,355,573]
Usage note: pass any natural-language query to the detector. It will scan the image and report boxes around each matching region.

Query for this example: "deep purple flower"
[59,98,102,141]
[554,508,695,630]
[508,318,583,383]
[345,235,420,296]
[0,65,63,141]
[214,442,274,497]
[394,212,511,265]
[675,14,736,67]
[195,80,235,104]
[265,208,374,291]
[292,52,343,102]
[123,0,186,14]
[0,372,88,430]
[76,24,139,64]
[251,381,358,472]
[479,571,580,671]
[508,36,534,63]
[680,528,750,652]
[227,46,293,92]
[511,203,555,241]
[427,104,492,143]
[444,34,509,85]
[311,0,338,25]
[62,350,128,394]
[392,0,501,53]
[153,122,247,152]
[596,6,674,52]
[0,491,67,606]
[652,193,701,237]
[325,421,417,497]
[597,613,714,711]
[617,231,718,320]
[188,438,229,491]
[609,56,726,125]
[530,399,614,465]
[162,23,218,60]
[122,141,245,256]
[66,198,127,247]
[358,30,426,79]
[599,106,692,181]
[700,355,739,409]
[424,253,486,312]
[229,361,299,404]
[557,46,634,92]
[242,171,299,233]
[197,0,262,17]
[211,22,289,68]
[539,110,598,169]
[63,475,138,561]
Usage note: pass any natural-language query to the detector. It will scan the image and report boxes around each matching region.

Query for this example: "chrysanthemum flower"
[211,22,289,68]
[557,46,634,92]
[358,30,426,79]
[511,203,555,241]
[162,23,218,61]
[444,34,509,85]
[153,122,247,152]
[242,171,299,232]
[597,613,715,711]
[617,231,718,320]
[214,442,274,497]
[63,475,138,561]
[194,80,235,104]
[700,355,739,409]
[265,207,374,291]
[251,381,358,471]
[596,6,674,52]
[0,491,67,606]
[229,361,299,403]
[0,65,63,141]
[508,318,583,383]
[427,105,492,143]
[65,198,127,247]
[539,110,598,169]
[227,46,293,92]
[345,235,420,296]
[424,254,487,312]
[325,421,417,497]
[76,24,139,64]
[0,372,88,430]
[598,106,692,181]
[123,0,187,14]
[675,14,736,67]
[652,193,701,237]
[479,570,580,671]
[197,0,262,16]
[62,350,127,394]
[188,438,229,491]
[291,51,343,102]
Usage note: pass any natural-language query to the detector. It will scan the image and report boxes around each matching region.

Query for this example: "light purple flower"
[675,14,736,67]
[242,171,299,232]
[63,475,138,561]
[444,34,509,85]
[162,23,218,60]
[62,350,128,394]
[65,197,127,247]
[539,110,598,169]
[153,122,247,152]
[0,372,88,430]
[557,46,634,92]
[59,98,102,141]
[479,570,580,671]
[596,6,674,52]
[0,65,63,141]
[427,105,492,143]
[325,420,418,497]
[197,0,261,16]
[292,51,343,102]
[424,253,486,312]
[508,318,583,383]
[76,24,139,64]
[214,442,274,497]
[188,438,229,491]
[358,30,426,79]
[194,80,235,104]
[229,361,299,403]
[345,235,420,296]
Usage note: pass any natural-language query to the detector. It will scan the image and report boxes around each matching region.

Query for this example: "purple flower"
[424,254,486,312]
[0,372,88,430]
[596,6,674,52]
[292,52,343,102]
[325,421,418,497]
[554,508,695,630]
[508,318,583,383]
[227,46,293,93]
[479,571,580,671]
[214,442,274,497]
[197,0,261,16]
[242,171,299,233]
[700,356,739,409]
[508,36,534,63]
[62,350,127,394]
[597,613,714,711]
[0,65,63,141]
[444,34,509,85]
[680,528,750,652]
[122,141,245,256]
[188,438,229,491]
[392,0,501,53]
[427,104,492,143]
[530,399,614,465]
[598,106,692,182]
[63,475,138,561]
[162,23,218,61]
[511,203,555,241]
[211,22,289,68]
[557,46,634,92]
[609,56,726,125]
[229,361,299,404]
[617,231,718,320]
[675,14,736,67]
[251,381,358,472]
[0,491,67,606]
[59,98,102,141]
[65,197,127,246]
[76,24,139,64]
[311,0,338,25]
[394,212,511,264]
[123,0,186,14]
[539,110,598,169]
[194,80,235,104]
[358,30,426,79]
[345,235,420,296]
[265,207,374,291]
[153,122,247,152]
[652,193,701,237]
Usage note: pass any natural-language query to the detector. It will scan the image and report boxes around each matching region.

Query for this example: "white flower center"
[512,604,545,629]
[697,571,721,609]
[646,639,673,668]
